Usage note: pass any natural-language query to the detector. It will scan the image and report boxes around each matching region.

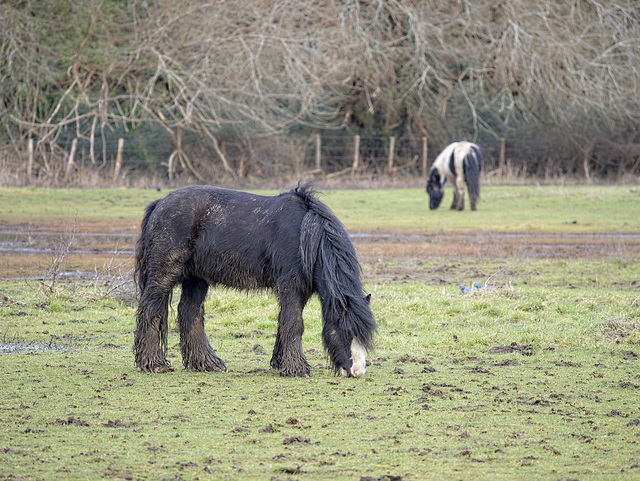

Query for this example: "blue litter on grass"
[459,283,496,294]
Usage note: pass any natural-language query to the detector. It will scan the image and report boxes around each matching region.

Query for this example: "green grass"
[1,184,639,233]
[1,263,639,480]
[0,187,163,225]
[1,185,640,480]
[323,184,640,233]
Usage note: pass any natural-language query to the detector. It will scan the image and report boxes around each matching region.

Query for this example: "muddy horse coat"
[426,141,482,211]
[134,185,375,377]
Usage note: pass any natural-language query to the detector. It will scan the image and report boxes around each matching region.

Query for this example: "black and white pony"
[426,141,482,211]
[133,184,375,378]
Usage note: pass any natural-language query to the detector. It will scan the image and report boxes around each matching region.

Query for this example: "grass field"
[1,184,639,233]
[1,185,639,480]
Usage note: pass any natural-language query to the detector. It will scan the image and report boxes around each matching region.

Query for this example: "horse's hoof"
[152,365,173,374]
[279,371,311,378]
[278,367,311,377]
[280,372,311,377]
[137,362,171,373]
[137,358,171,373]
[205,362,228,373]
[186,358,227,372]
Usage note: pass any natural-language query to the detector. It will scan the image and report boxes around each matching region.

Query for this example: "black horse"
[134,184,375,377]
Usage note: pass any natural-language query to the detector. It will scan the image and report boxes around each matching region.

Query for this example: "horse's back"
[141,185,307,290]
[439,141,481,179]
[146,185,302,236]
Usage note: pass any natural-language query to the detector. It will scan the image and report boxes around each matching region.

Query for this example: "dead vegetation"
[2,1,640,185]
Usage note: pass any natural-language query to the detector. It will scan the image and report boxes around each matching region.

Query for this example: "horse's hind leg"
[134,285,172,373]
[470,192,478,211]
[178,277,227,372]
[452,176,465,210]
[271,291,310,377]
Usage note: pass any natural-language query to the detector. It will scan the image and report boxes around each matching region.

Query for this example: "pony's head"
[322,294,374,378]
[426,168,444,210]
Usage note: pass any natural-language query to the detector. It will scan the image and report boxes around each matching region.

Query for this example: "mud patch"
[3,228,640,280]
[355,232,640,284]
[488,343,534,356]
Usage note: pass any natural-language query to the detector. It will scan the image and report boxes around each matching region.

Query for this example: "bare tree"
[2,0,640,182]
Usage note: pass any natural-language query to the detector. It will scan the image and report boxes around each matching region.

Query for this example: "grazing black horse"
[134,184,376,377]
[426,141,482,211]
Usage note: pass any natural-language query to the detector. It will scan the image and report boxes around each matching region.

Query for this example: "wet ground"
[2,225,639,280]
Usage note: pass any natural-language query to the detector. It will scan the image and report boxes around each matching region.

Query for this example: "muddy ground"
[2,220,640,480]
[2,220,639,281]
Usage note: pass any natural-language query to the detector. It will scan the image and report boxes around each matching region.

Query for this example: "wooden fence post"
[89,117,97,165]
[422,137,428,179]
[583,156,591,183]
[315,133,322,171]
[499,137,505,175]
[65,138,78,180]
[113,138,124,182]
[351,135,360,177]
[388,136,396,172]
[27,138,34,182]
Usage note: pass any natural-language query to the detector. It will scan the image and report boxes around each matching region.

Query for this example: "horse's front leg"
[450,190,459,210]
[453,175,466,210]
[134,285,172,373]
[271,291,310,377]
[178,277,227,372]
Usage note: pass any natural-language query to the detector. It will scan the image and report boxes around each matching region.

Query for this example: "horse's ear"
[365,293,371,305]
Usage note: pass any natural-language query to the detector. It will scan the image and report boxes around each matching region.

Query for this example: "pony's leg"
[178,277,227,372]
[270,291,310,377]
[470,193,478,211]
[469,179,479,211]
[134,285,172,373]
[450,190,459,210]
[454,176,466,210]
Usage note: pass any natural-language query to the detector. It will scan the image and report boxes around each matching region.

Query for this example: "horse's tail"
[134,198,160,296]
[464,144,482,209]
[296,186,375,354]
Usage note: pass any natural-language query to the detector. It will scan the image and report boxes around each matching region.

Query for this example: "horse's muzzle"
[339,339,367,377]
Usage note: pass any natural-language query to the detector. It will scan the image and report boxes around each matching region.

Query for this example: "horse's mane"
[294,184,375,353]
[294,183,359,290]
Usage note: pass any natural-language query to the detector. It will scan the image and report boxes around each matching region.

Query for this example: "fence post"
[90,117,97,165]
[422,137,428,179]
[27,138,34,182]
[65,138,78,180]
[388,136,396,172]
[499,137,505,175]
[315,133,322,171]
[583,156,591,183]
[113,138,124,182]
[351,135,360,177]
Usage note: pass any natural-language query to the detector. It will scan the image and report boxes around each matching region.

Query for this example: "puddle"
[2,228,638,257]
[351,232,640,253]
[0,228,136,279]
[0,228,639,279]
[0,342,129,355]
[0,229,135,256]
[350,232,640,241]
[0,342,70,355]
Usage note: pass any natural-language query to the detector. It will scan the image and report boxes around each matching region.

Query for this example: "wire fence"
[0,132,637,185]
